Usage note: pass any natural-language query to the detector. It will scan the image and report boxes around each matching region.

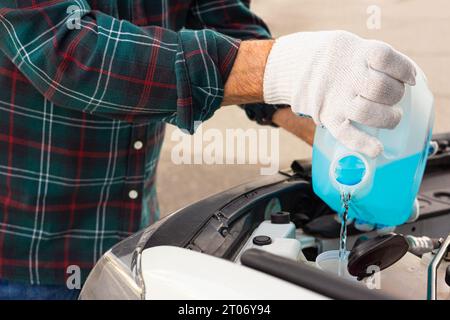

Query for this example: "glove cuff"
[263,35,298,107]
[263,32,324,121]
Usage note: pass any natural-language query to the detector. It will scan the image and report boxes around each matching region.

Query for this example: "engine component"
[234,216,306,263]
[446,265,450,288]
[405,235,442,256]
[427,235,450,300]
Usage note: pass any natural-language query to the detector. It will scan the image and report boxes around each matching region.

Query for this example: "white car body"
[141,246,325,300]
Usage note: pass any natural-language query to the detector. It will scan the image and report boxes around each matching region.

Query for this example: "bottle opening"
[334,155,367,186]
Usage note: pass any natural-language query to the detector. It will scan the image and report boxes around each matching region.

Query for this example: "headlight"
[79,217,166,300]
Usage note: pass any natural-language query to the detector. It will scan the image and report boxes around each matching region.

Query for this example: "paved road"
[157,0,450,216]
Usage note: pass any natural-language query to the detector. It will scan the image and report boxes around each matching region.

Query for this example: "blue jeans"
[0,279,80,300]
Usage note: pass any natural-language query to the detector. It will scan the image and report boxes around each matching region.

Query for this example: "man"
[0,0,414,299]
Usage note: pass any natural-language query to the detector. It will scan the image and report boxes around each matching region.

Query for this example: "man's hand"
[263,31,416,158]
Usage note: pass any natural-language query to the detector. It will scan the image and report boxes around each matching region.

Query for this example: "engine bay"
[158,132,450,299]
[234,207,450,299]
[80,133,450,300]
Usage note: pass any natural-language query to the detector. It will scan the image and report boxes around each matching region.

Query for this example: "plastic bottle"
[312,67,435,226]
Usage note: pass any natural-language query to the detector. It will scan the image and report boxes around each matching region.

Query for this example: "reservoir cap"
[253,236,272,246]
[348,234,409,279]
[334,155,366,186]
[270,211,291,224]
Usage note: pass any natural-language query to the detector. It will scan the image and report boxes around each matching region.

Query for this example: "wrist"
[223,40,274,106]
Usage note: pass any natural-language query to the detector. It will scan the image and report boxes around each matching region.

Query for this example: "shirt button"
[133,140,143,151]
[128,190,139,200]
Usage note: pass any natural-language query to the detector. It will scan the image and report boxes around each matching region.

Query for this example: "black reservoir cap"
[348,233,409,279]
[271,211,291,224]
[253,235,272,246]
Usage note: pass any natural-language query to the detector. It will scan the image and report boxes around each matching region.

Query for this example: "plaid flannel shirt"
[0,0,270,285]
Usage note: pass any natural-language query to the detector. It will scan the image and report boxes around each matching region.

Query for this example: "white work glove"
[263,31,416,158]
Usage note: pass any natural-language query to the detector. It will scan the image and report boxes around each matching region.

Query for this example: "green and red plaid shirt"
[0,0,270,285]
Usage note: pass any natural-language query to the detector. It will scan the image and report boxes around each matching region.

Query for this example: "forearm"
[222,40,274,106]
[273,108,316,146]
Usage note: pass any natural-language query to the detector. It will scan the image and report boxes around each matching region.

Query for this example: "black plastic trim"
[143,174,290,249]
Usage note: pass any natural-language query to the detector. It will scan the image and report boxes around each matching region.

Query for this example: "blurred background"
[157,0,450,217]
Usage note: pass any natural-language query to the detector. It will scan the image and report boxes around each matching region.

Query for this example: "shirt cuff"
[174,29,241,133]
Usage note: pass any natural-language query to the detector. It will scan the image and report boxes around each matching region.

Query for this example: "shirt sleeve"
[0,0,240,133]
[187,0,282,126]
[186,0,272,40]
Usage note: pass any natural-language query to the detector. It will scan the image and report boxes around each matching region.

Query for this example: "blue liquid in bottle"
[312,146,428,226]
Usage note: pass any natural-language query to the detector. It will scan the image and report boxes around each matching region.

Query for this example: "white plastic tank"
[312,67,435,226]
[235,219,307,263]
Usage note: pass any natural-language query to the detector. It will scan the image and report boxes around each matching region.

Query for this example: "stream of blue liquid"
[338,192,351,277]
